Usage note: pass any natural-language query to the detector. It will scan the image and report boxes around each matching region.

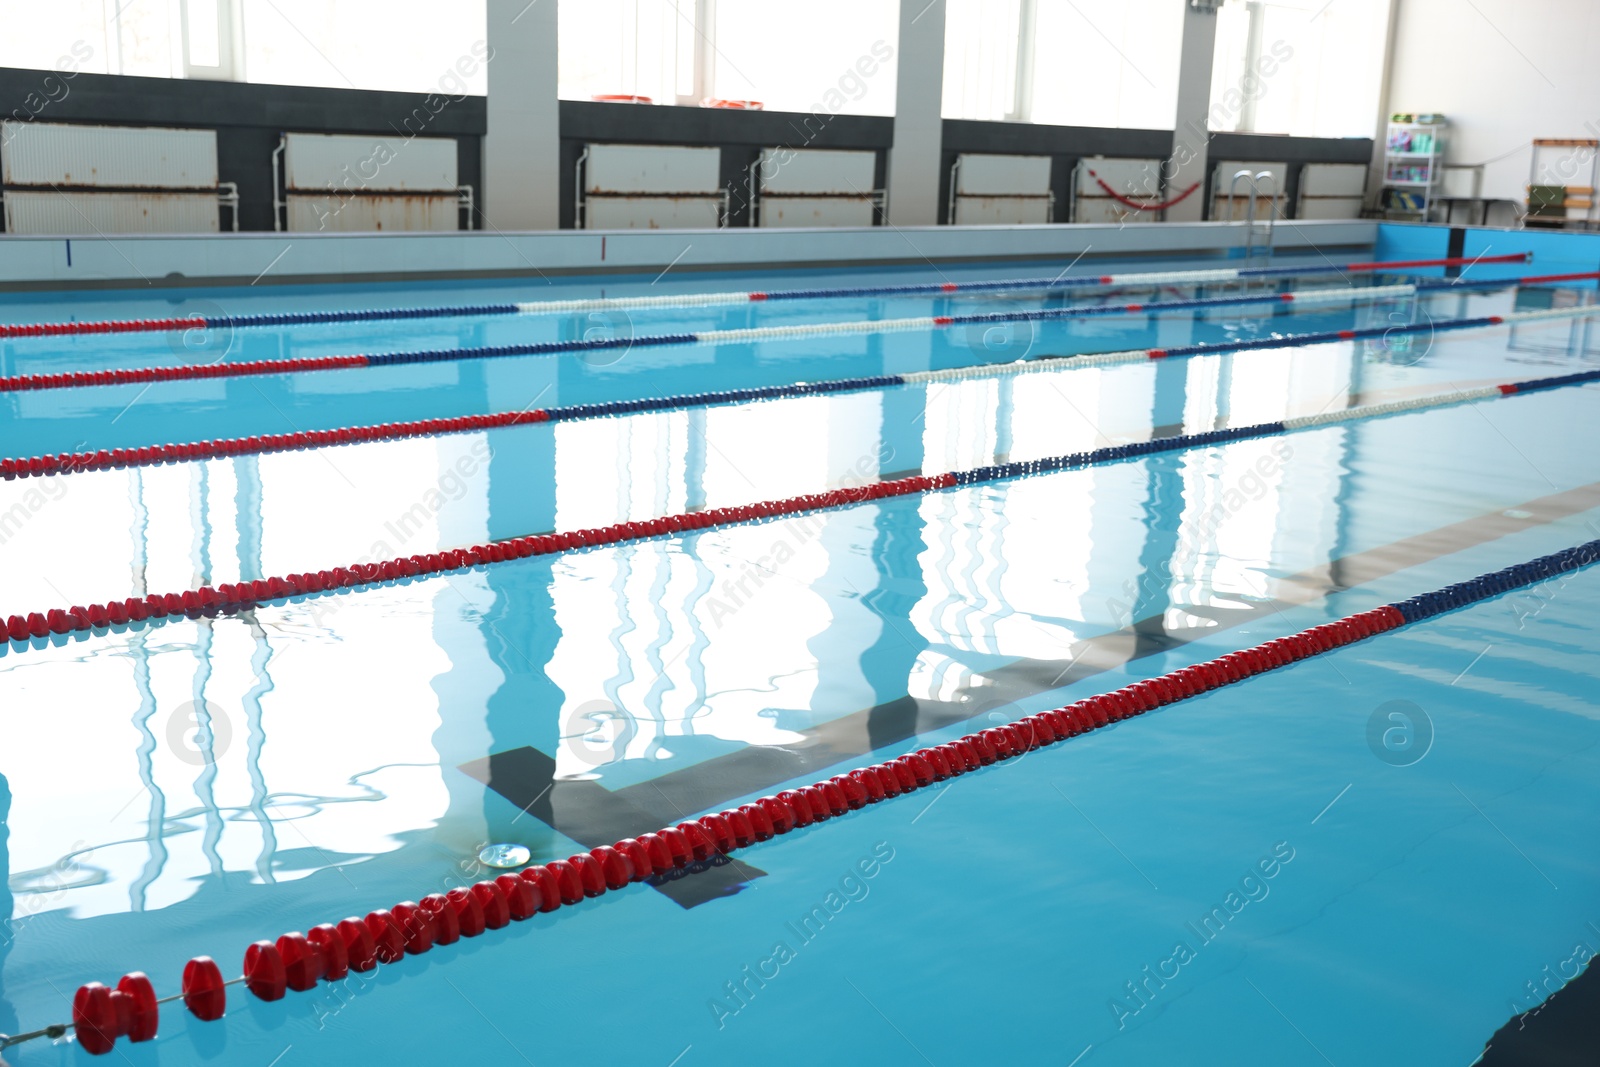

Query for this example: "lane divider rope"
[7,303,1600,483]
[500,260,1562,312]
[0,254,1535,340]
[3,272,1591,397]
[12,534,1599,1056]
[5,364,1598,653]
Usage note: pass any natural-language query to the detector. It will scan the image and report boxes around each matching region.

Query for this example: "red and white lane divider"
[5,362,1599,654]
[6,271,1593,397]
[0,254,1535,341]
[11,536,1599,1057]
[6,302,1599,484]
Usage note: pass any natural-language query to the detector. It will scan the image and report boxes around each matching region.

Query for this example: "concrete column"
[887,0,946,226]
[1167,2,1221,223]
[1367,0,1404,212]
[484,0,561,230]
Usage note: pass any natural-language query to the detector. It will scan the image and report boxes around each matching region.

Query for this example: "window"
[186,0,221,68]
[1208,0,1391,138]
[941,0,1025,122]
[0,0,488,92]
[710,0,898,116]
[942,0,1183,129]
[241,0,488,94]
[557,0,700,105]
[1028,0,1182,130]
[557,0,898,116]
[0,0,180,79]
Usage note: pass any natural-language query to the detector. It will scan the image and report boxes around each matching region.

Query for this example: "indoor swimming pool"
[2,230,1599,1065]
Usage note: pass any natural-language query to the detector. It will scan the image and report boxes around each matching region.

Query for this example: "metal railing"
[1226,169,1278,261]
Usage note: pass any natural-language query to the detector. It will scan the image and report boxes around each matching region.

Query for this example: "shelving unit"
[1525,139,1600,230]
[1382,121,1447,221]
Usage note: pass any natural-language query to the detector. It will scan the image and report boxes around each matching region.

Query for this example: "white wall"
[1387,0,1600,202]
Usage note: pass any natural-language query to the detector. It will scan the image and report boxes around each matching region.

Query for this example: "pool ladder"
[1226,169,1278,263]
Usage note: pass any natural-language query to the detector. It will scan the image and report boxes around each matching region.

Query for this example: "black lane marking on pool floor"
[1477,954,1600,1066]
[457,747,764,909]
[462,479,1600,907]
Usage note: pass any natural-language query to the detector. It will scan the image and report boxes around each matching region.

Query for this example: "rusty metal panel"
[284,193,459,232]
[283,132,457,193]
[2,189,219,233]
[1297,166,1367,221]
[1072,158,1164,224]
[0,121,216,189]
[1302,163,1367,197]
[756,149,876,195]
[1076,157,1164,193]
[1070,197,1160,225]
[953,195,1052,226]
[1211,160,1288,220]
[1297,197,1364,220]
[757,196,877,228]
[583,195,722,229]
[956,154,1052,196]
[1211,194,1286,222]
[584,144,721,195]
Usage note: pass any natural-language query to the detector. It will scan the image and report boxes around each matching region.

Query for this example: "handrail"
[1226,168,1253,224]
[947,157,961,225]
[573,146,590,230]
[270,138,286,232]
[1250,169,1277,261]
[1226,169,1277,262]
[217,182,240,232]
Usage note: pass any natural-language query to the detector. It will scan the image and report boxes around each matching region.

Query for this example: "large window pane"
[943,0,1183,129]
[941,0,1023,121]
[557,0,699,104]
[1209,0,1389,137]
[0,1,489,91]
[0,0,178,78]
[559,0,898,115]
[1029,0,1182,130]
[242,0,488,93]
[711,0,898,116]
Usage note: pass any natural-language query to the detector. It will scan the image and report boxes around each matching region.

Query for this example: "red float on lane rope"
[71,974,158,1056]
[182,957,227,1022]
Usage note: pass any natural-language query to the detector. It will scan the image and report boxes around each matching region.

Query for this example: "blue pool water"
[1,240,1598,1066]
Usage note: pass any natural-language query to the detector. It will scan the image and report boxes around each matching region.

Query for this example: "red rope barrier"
[1087,170,1202,212]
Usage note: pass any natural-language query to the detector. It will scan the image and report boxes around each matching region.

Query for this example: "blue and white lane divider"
[548,303,1600,421]
[505,255,1549,313]
[6,292,1598,401]
[8,359,1600,655]
[500,254,1535,315]
[0,255,1536,342]
[11,305,1600,480]
[940,365,1600,488]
